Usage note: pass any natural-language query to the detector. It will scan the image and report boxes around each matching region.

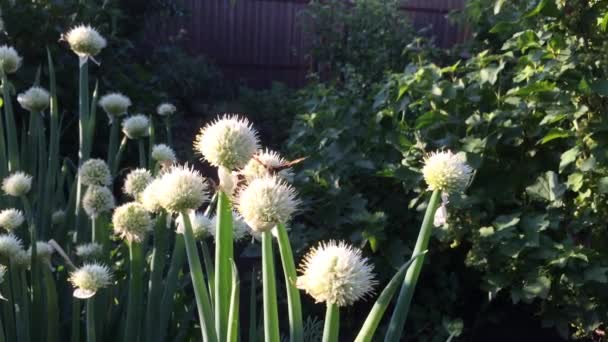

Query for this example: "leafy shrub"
[287,0,608,339]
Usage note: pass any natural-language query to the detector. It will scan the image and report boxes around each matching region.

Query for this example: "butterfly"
[251,155,307,174]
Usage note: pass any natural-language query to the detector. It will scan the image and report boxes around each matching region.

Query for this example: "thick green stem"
[384,189,441,342]
[75,59,90,244]
[124,241,144,341]
[227,262,240,342]
[215,191,233,341]
[200,240,215,305]
[262,231,280,342]
[86,298,96,342]
[158,233,185,342]
[112,136,128,176]
[106,120,119,171]
[70,299,81,342]
[137,139,146,168]
[23,196,42,342]
[322,303,340,342]
[42,266,59,342]
[1,72,19,172]
[145,212,168,342]
[181,211,217,342]
[275,223,303,342]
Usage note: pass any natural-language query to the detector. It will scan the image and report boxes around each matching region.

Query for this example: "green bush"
[287,0,608,339]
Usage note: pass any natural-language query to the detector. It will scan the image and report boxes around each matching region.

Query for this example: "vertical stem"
[215,191,233,341]
[112,137,128,176]
[227,262,240,342]
[86,298,96,342]
[75,59,90,244]
[275,223,303,342]
[106,120,119,172]
[145,212,168,342]
[384,190,441,342]
[200,240,215,305]
[124,241,144,342]
[248,269,257,342]
[262,231,280,342]
[137,139,146,168]
[42,266,59,342]
[148,116,155,170]
[181,211,217,342]
[322,303,340,342]
[70,299,81,342]
[1,72,19,172]
[158,233,186,342]
[22,196,42,342]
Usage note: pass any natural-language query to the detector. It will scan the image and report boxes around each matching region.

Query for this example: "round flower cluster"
[422,150,473,194]
[82,185,115,218]
[242,149,293,182]
[2,172,32,197]
[155,165,209,213]
[0,45,22,74]
[123,168,152,200]
[69,263,112,299]
[151,144,176,165]
[64,25,106,57]
[194,114,259,170]
[122,114,150,139]
[157,103,176,116]
[99,93,131,117]
[79,159,112,187]
[175,211,214,240]
[112,202,151,243]
[75,242,103,261]
[237,176,299,232]
[17,86,50,113]
[140,179,163,213]
[0,234,23,260]
[0,209,24,231]
[297,241,376,307]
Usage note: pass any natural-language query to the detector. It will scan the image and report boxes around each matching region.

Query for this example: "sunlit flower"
[242,149,293,182]
[75,242,103,261]
[69,263,112,299]
[17,86,50,112]
[99,93,131,118]
[157,103,176,116]
[0,209,24,231]
[0,234,23,260]
[237,176,299,232]
[176,211,213,240]
[422,150,473,194]
[64,25,106,57]
[140,178,163,213]
[122,114,150,139]
[112,202,152,243]
[123,168,152,200]
[194,114,259,170]
[82,185,115,218]
[79,159,112,187]
[156,165,209,213]
[2,172,32,197]
[297,241,376,307]
[51,209,66,226]
[0,45,22,74]
[151,144,176,165]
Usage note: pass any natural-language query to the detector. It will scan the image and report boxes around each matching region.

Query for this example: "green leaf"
[567,173,584,192]
[559,146,579,172]
[480,61,505,85]
[512,81,556,96]
[539,128,571,144]
[520,213,549,247]
[597,177,608,194]
[526,171,566,204]
[493,213,520,231]
[524,0,548,18]
[415,111,447,129]
[522,275,551,300]
[598,12,608,31]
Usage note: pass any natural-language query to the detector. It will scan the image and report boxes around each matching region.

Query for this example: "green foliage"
[287,0,608,339]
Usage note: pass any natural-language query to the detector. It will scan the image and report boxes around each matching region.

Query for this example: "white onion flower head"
[140,178,163,213]
[194,114,259,170]
[79,159,112,187]
[64,25,106,57]
[422,150,473,194]
[242,149,294,183]
[76,243,103,261]
[99,93,131,118]
[297,241,376,307]
[52,210,66,225]
[156,165,209,213]
[151,144,176,165]
[0,209,24,231]
[2,172,32,197]
[69,263,112,299]
[11,248,29,268]
[123,168,152,200]
[176,211,213,240]
[17,86,50,112]
[122,114,150,139]
[0,234,23,259]
[210,211,250,242]
[28,241,54,264]
[157,103,176,116]
[82,186,115,218]
[0,45,22,74]
[237,176,299,232]
[112,202,152,243]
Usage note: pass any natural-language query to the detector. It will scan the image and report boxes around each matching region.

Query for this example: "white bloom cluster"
[17,86,50,113]
[297,241,376,306]
[140,179,163,213]
[151,144,176,165]
[79,159,112,187]
[123,168,152,199]
[76,242,103,261]
[155,165,209,213]
[211,211,250,242]
[0,208,24,231]
[2,172,32,197]
[175,211,214,240]
[112,202,152,243]
[0,45,22,74]
[64,25,106,57]
[82,185,115,218]
[0,234,23,259]
[122,114,150,139]
[157,103,176,116]
[242,149,293,182]
[69,263,112,298]
[422,150,473,194]
[28,241,54,264]
[99,93,131,117]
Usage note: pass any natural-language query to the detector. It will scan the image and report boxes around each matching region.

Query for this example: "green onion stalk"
[322,303,340,342]
[21,195,43,342]
[384,189,441,342]
[106,119,120,174]
[261,230,280,342]
[145,211,168,342]
[180,211,217,342]
[215,191,233,341]
[124,240,144,341]
[275,223,303,342]
[74,58,91,244]
[1,70,20,172]
[157,231,186,342]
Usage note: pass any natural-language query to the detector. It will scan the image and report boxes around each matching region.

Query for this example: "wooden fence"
[144,0,468,88]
